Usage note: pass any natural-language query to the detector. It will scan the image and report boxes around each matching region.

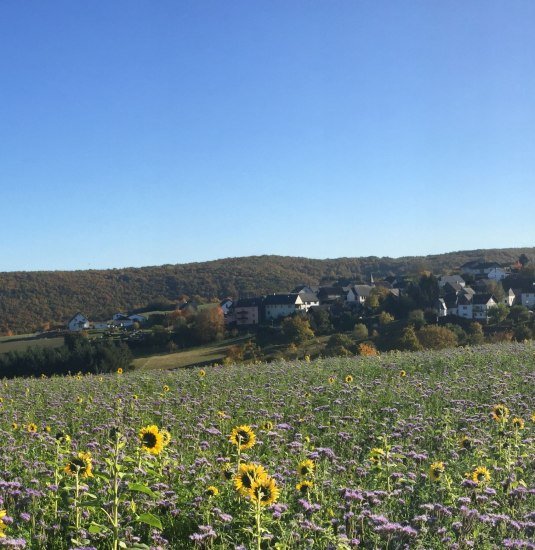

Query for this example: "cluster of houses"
[66,260,535,332]
[221,261,535,327]
[67,312,147,332]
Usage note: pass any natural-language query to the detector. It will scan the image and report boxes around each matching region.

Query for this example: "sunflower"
[369,447,386,463]
[221,463,233,481]
[64,452,93,478]
[400,370,407,377]
[26,423,38,433]
[531,412,535,423]
[55,431,71,445]
[262,421,273,431]
[199,369,206,378]
[429,461,445,482]
[328,376,336,384]
[345,375,354,384]
[471,466,491,484]
[162,385,170,393]
[249,476,280,507]
[139,425,164,455]
[205,485,219,497]
[234,463,267,496]
[229,425,256,451]
[160,428,171,447]
[117,368,123,375]
[11,423,18,431]
[491,404,509,422]
[297,459,315,477]
[511,417,525,430]
[0,509,6,538]
[459,436,473,451]
[296,480,314,494]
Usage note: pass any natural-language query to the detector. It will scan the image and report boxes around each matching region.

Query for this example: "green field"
[0,342,533,548]
[0,334,65,355]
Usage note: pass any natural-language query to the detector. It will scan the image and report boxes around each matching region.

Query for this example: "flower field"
[0,343,534,549]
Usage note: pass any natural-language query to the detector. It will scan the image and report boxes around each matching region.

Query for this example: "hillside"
[1,247,533,333]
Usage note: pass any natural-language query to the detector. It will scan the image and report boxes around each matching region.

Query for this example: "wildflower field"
[0,343,534,549]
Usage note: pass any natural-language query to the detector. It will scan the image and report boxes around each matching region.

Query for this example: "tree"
[407,309,426,329]
[417,325,458,350]
[466,322,485,345]
[513,325,532,342]
[325,334,354,357]
[353,323,369,341]
[308,308,333,335]
[508,305,531,325]
[194,307,225,344]
[378,312,394,326]
[488,303,508,324]
[519,253,530,268]
[397,326,422,351]
[281,316,314,345]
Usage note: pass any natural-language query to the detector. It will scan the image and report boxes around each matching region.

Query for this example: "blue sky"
[1,1,534,271]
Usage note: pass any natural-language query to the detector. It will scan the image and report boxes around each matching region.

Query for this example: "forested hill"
[1,247,534,334]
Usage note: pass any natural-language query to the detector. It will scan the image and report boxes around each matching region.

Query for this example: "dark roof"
[472,294,495,305]
[235,297,264,308]
[299,292,319,303]
[444,282,463,293]
[458,294,473,305]
[353,284,373,297]
[264,293,300,306]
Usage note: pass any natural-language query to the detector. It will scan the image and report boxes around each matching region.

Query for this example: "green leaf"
[88,522,107,534]
[129,483,157,498]
[137,513,162,530]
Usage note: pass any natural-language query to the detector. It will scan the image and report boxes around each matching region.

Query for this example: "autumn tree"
[417,325,458,350]
[281,315,314,345]
[194,307,225,344]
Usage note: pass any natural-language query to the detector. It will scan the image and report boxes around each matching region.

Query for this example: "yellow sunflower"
[400,370,407,377]
[205,485,219,497]
[160,428,171,447]
[429,461,445,482]
[199,369,206,378]
[511,417,525,430]
[139,425,164,455]
[345,375,354,384]
[64,451,93,478]
[117,368,123,375]
[262,421,274,431]
[459,436,473,451]
[297,459,315,477]
[0,509,6,538]
[249,475,280,506]
[369,447,386,463]
[55,431,71,445]
[162,385,170,393]
[491,404,509,422]
[328,376,336,384]
[11,423,18,431]
[26,423,38,433]
[221,463,233,481]
[229,425,256,451]
[471,466,491,484]
[296,480,314,494]
[234,463,267,497]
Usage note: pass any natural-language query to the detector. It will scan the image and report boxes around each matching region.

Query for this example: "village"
[67,258,535,335]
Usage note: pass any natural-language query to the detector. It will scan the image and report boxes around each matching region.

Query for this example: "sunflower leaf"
[137,512,163,529]
[129,483,157,498]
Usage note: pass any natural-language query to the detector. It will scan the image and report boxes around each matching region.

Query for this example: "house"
[67,313,90,332]
[439,275,466,289]
[234,297,263,326]
[219,298,233,316]
[264,294,306,320]
[317,287,346,305]
[350,285,373,306]
[297,292,319,310]
[457,293,473,319]
[92,321,112,330]
[487,267,508,281]
[471,294,498,322]
[460,261,504,279]
[504,288,516,307]
[519,283,535,309]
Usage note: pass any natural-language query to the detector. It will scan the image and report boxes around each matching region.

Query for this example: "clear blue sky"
[1,1,534,271]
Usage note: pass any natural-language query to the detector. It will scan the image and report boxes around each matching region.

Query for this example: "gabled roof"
[458,294,473,305]
[353,284,373,297]
[68,312,88,323]
[444,282,464,293]
[472,294,495,305]
[299,292,319,303]
[264,293,301,306]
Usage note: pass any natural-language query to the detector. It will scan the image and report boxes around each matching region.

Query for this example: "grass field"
[0,342,533,548]
[132,336,250,370]
[0,334,65,355]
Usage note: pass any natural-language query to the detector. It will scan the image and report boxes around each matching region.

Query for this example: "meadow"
[0,343,533,549]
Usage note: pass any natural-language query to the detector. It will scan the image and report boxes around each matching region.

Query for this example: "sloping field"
[0,343,533,548]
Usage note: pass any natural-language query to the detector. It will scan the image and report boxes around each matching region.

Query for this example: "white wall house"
[457,295,473,319]
[264,294,305,320]
[504,288,516,307]
[67,313,90,332]
[471,294,497,322]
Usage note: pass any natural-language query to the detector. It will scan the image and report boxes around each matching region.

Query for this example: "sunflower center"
[142,432,157,448]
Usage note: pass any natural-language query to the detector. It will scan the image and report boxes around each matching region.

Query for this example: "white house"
[457,294,473,319]
[487,267,508,281]
[471,294,498,322]
[520,285,535,309]
[504,288,516,307]
[264,294,306,320]
[67,313,90,332]
[435,298,448,317]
